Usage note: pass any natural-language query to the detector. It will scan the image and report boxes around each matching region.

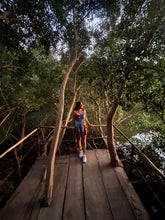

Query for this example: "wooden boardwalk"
[0,149,150,220]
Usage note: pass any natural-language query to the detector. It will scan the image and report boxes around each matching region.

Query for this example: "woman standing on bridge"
[71,101,93,163]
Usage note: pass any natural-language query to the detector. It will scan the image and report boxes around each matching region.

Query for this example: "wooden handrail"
[0,111,12,127]
[113,125,165,178]
[0,128,38,159]
[0,127,55,187]
[62,125,106,128]
[40,125,107,129]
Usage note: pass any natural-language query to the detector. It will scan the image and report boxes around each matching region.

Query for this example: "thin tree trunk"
[57,60,85,151]
[107,83,127,167]
[88,97,105,139]
[97,100,105,138]
[39,111,53,147]
[57,85,81,151]
[104,91,109,115]
[44,9,89,205]
[94,99,107,148]
[43,54,78,206]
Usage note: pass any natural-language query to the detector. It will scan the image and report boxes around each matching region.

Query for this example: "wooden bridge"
[0,148,149,220]
[1,125,165,220]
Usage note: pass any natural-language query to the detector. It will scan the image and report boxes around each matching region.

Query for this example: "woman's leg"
[82,135,87,155]
[78,136,83,158]
[82,135,87,162]
[78,137,82,150]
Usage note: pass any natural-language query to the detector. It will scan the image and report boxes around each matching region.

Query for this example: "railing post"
[10,137,22,182]
[36,129,41,156]
[13,148,22,182]
[40,127,45,143]
[129,144,135,179]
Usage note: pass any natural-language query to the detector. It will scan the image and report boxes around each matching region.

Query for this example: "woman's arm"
[85,110,94,127]
[67,112,75,126]
[73,110,79,117]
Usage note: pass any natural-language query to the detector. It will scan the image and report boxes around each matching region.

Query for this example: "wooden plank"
[23,169,46,220]
[115,167,150,220]
[0,158,45,220]
[95,149,136,220]
[23,159,47,220]
[38,155,69,220]
[63,155,85,220]
[55,154,70,164]
[83,150,113,220]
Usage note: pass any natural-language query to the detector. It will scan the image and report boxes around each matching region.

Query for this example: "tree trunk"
[57,60,85,151]
[95,99,107,147]
[39,111,52,141]
[107,83,127,167]
[97,100,105,138]
[104,91,109,115]
[44,11,86,205]
[89,97,105,139]
[43,55,78,206]
[57,86,81,151]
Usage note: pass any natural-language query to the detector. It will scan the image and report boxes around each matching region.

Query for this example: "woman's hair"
[74,101,81,110]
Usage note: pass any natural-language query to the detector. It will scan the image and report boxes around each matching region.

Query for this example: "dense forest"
[0,0,164,168]
[0,0,165,215]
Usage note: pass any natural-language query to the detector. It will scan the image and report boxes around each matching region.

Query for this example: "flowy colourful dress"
[74,112,88,138]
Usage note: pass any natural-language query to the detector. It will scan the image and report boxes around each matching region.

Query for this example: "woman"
[72,101,93,163]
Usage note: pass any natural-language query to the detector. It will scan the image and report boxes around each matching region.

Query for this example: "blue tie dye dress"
[74,112,86,138]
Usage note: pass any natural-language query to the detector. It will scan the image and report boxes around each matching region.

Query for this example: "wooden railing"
[113,125,165,178]
[42,124,165,208]
[0,128,38,160]
[0,126,53,208]
[113,125,165,211]
[1,124,164,211]
[0,128,40,189]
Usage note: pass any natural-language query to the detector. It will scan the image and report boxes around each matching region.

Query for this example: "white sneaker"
[79,150,83,158]
[83,155,87,163]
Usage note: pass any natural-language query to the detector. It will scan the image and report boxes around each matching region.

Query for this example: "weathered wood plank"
[63,155,85,220]
[23,170,46,220]
[115,167,150,220]
[0,157,46,220]
[95,149,136,220]
[55,154,70,164]
[83,150,113,220]
[0,150,150,220]
[38,155,69,220]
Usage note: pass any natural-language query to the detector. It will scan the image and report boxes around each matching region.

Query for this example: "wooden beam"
[40,124,106,129]
[0,111,12,127]
[43,48,79,206]
[0,128,38,159]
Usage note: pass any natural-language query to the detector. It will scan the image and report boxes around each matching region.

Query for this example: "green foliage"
[0,0,58,50]
[0,45,62,112]
[117,104,165,136]
[0,44,63,143]
[0,0,164,160]
[0,0,103,54]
